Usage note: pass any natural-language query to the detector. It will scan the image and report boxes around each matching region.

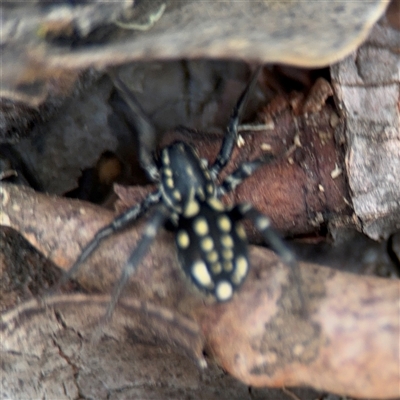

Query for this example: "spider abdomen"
[175,198,249,301]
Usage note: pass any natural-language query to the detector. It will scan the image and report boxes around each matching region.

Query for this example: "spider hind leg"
[103,205,170,322]
[233,203,306,313]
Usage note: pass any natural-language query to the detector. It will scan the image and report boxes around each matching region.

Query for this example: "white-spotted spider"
[59,66,301,319]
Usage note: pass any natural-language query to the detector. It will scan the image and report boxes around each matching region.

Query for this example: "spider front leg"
[232,203,305,313]
[210,66,262,178]
[53,190,161,292]
[111,75,160,182]
[216,154,275,196]
[103,205,170,322]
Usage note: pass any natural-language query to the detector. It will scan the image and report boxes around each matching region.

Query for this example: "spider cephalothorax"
[60,67,298,318]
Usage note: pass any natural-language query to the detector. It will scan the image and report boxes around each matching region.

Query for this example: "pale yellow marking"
[173,190,181,201]
[193,217,209,236]
[206,183,214,194]
[177,230,190,249]
[203,170,211,180]
[207,197,224,211]
[222,248,233,260]
[216,281,233,301]
[164,168,173,177]
[192,261,213,288]
[162,150,170,165]
[232,256,248,284]
[256,216,270,230]
[196,187,205,200]
[206,251,218,263]
[201,237,214,252]
[217,215,231,232]
[166,178,174,188]
[235,223,247,240]
[184,199,200,217]
[211,262,222,274]
[223,261,233,272]
[185,166,194,178]
[221,234,234,248]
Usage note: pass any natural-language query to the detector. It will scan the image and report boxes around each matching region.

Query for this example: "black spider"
[60,66,300,319]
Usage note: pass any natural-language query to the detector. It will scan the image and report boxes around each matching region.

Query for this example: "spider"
[59,66,300,320]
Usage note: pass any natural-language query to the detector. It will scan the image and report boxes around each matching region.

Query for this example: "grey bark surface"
[331,16,400,240]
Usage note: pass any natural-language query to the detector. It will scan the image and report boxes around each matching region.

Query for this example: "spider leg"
[210,66,262,178]
[216,153,275,196]
[102,205,170,322]
[53,191,161,292]
[111,75,160,182]
[232,203,306,313]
